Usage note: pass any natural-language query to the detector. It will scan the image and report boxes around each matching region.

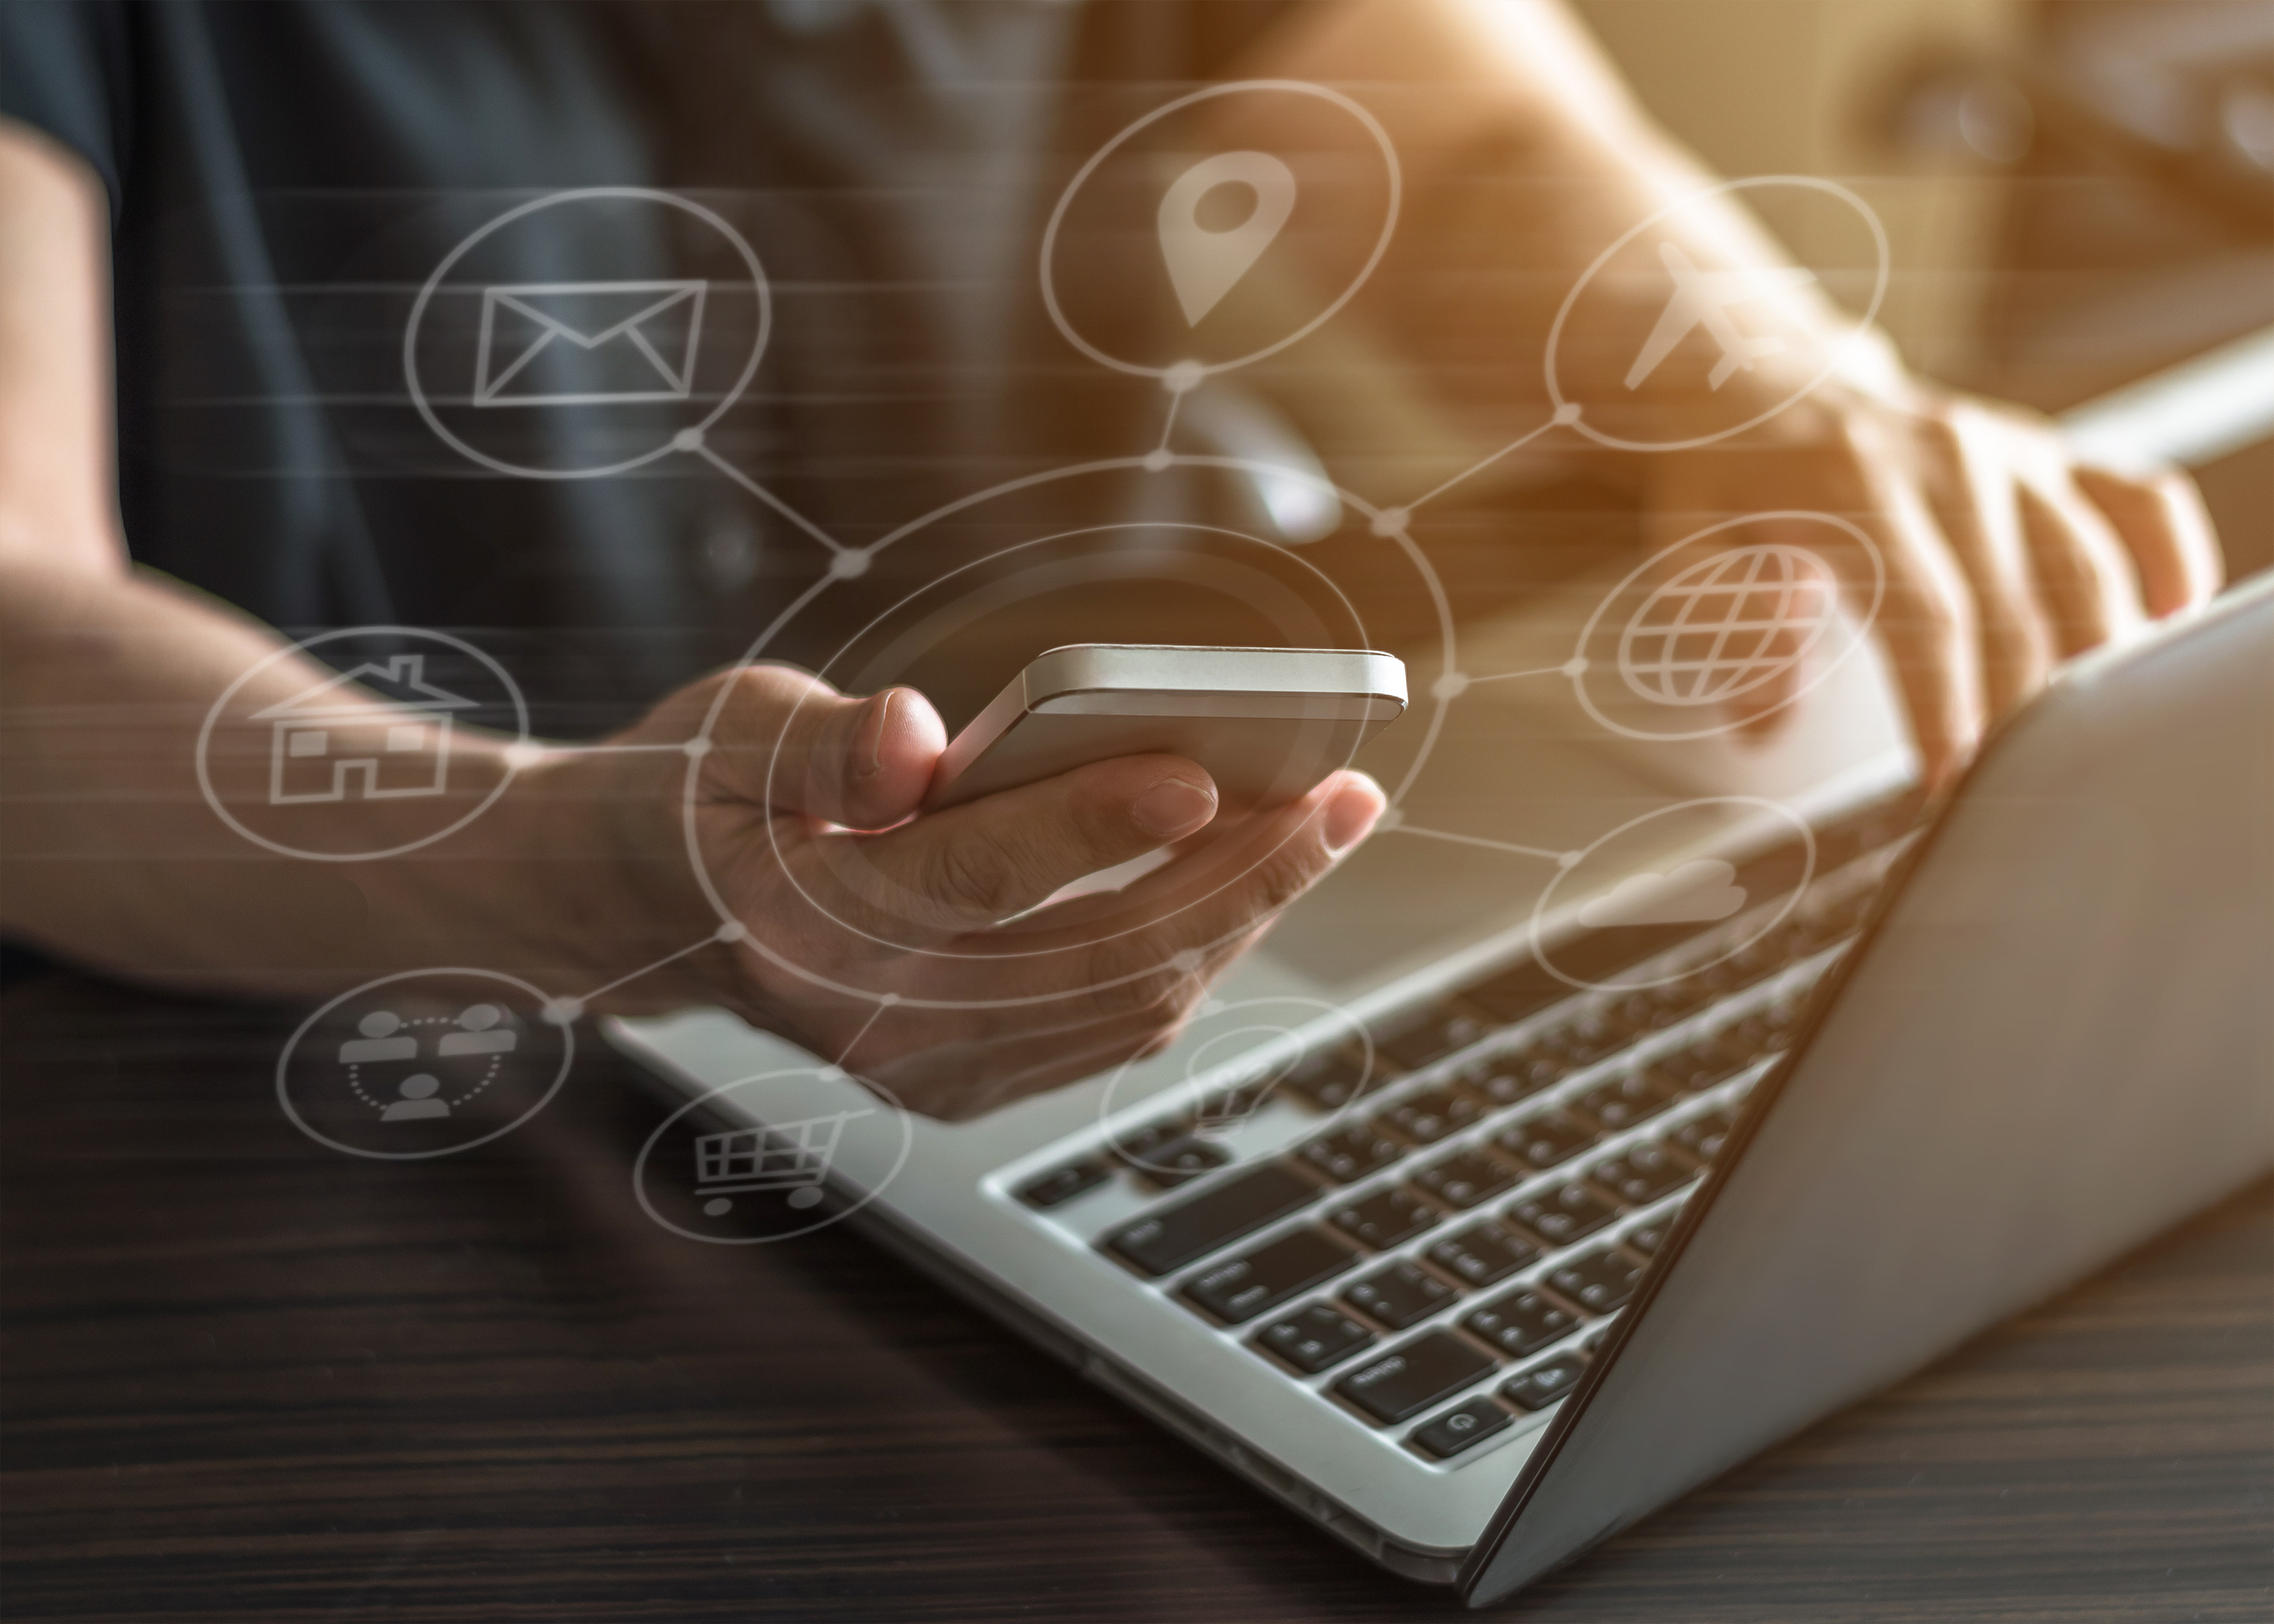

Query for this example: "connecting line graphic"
[1378,820,1575,865]
[1395,405,1578,518]
[1153,388,1186,456]
[534,740,691,756]
[502,738,707,773]
[691,441,866,572]
[832,993,898,1074]
[548,922,752,1024]
[1453,661,1585,691]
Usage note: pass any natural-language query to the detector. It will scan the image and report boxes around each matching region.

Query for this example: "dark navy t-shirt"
[0,0,1299,729]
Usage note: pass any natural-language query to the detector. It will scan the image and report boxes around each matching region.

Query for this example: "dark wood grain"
[4,975,2268,1621]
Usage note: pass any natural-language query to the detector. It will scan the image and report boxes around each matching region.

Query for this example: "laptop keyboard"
[1009,797,1918,1467]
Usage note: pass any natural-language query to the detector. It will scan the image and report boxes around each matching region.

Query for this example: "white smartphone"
[921,644,1407,814]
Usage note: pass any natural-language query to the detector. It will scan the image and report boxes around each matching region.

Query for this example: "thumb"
[702,664,945,830]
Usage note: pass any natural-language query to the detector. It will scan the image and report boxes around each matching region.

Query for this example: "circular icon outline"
[1542,175,1891,454]
[195,625,532,862]
[1572,512,1885,743]
[1039,79,1403,382]
[1618,543,1842,709]
[403,186,773,479]
[1530,797,1817,994]
[672,453,1456,1014]
[275,967,574,1160]
[631,1066,916,1245]
[753,519,1379,964]
[1092,993,1378,1176]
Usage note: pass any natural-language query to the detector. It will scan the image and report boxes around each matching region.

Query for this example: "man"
[0,0,2219,1121]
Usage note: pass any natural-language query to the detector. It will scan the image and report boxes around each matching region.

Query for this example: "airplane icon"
[1624,242,1817,393]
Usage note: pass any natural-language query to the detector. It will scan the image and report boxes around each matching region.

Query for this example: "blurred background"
[1572,0,2273,579]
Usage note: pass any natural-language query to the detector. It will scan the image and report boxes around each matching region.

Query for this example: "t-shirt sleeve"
[0,0,132,219]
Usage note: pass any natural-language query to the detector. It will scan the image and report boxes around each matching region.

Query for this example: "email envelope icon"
[472,280,708,408]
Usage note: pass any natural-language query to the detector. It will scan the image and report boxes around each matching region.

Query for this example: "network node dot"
[1552,402,1583,426]
[541,996,585,1026]
[879,991,901,1006]
[1563,656,1590,678]
[714,920,750,943]
[1163,359,1206,395]
[1141,449,1173,474]
[1557,851,1583,869]
[1430,672,1471,702]
[501,742,547,773]
[1373,805,1405,833]
[671,426,706,453]
[1369,506,1410,539]
[683,736,714,759]
[828,550,871,580]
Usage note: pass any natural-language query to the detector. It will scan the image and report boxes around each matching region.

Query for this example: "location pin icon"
[1157,150,1299,329]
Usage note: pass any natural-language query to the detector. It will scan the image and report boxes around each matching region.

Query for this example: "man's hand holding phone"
[528,664,1385,1120]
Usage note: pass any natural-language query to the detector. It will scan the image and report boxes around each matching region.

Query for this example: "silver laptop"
[610,333,2274,1608]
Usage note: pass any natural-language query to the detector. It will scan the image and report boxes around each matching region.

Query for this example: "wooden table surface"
[4,974,2269,1621]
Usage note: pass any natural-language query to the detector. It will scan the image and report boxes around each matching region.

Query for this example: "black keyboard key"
[1376,1001,1498,1072]
[1297,1124,1406,1184]
[1193,1078,1272,1133]
[1131,1136,1233,1189]
[1501,1352,1589,1411]
[1410,1395,1515,1459]
[1508,1182,1620,1247]
[1345,1260,1459,1330]
[1670,1107,1737,1164]
[1181,1228,1356,1325]
[1459,1048,1568,1107]
[1607,989,1691,1035]
[1018,1160,1109,1209]
[1411,1150,1519,1210]
[1585,1143,1699,1206]
[1723,997,1806,1055]
[1655,1032,1759,1093]
[1377,1086,1485,1146]
[1548,1248,1645,1313]
[1465,1287,1583,1358]
[1570,1072,1679,1133]
[1334,1331,1498,1425]
[1493,1112,1598,1174]
[1330,1188,1441,1249]
[1556,1006,1631,1064]
[1113,1120,1194,1165]
[1426,1222,1540,1289]
[1105,1162,1320,1277]
[1622,1218,1672,1257]
[1761,993,1810,1042]
[1280,1047,1385,1112]
[1256,1305,1376,1373]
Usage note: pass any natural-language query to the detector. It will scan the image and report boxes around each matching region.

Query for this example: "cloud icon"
[1577,858,1749,928]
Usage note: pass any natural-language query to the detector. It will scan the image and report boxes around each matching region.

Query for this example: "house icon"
[252,655,480,806]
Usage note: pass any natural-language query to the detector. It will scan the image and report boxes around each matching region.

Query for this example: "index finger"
[810,752,1223,940]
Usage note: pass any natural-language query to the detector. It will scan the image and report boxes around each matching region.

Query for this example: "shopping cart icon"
[693,1109,872,1216]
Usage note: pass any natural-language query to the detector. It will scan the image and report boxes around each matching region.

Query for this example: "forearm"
[0,557,576,999]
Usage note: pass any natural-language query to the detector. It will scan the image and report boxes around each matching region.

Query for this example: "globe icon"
[1618,545,1839,708]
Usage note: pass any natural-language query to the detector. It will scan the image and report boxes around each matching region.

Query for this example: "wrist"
[495,745,741,1015]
